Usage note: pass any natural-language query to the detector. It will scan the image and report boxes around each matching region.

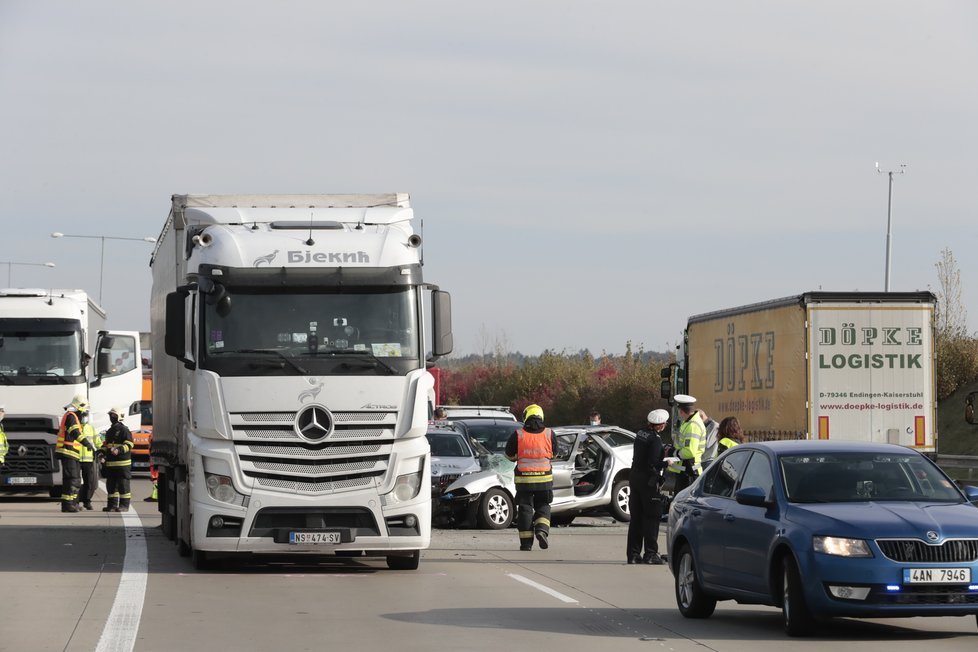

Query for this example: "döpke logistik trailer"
[663,291,936,453]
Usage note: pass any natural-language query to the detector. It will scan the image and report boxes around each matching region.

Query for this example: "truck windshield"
[0,319,85,385]
[200,287,421,377]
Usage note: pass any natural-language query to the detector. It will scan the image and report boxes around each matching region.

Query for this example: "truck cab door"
[89,330,143,433]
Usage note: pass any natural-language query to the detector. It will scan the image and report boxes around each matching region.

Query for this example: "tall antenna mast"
[876,162,907,292]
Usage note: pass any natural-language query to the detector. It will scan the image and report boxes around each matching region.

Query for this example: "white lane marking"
[95,490,147,652]
[507,573,578,603]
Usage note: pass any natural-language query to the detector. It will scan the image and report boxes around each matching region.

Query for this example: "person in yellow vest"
[55,395,97,513]
[666,395,706,495]
[716,416,745,454]
[100,406,134,512]
[505,404,557,551]
[78,415,103,510]
[0,406,8,467]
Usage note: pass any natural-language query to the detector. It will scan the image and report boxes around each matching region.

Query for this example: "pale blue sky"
[2,1,976,356]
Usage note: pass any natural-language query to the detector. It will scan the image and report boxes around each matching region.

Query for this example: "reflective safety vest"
[79,424,102,463]
[56,411,84,459]
[717,437,740,456]
[668,412,706,475]
[0,424,7,463]
[515,428,553,484]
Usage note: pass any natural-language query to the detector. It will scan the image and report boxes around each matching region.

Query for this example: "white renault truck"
[0,289,143,494]
[150,194,452,570]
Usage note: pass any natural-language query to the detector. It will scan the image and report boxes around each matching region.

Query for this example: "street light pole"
[876,162,907,292]
[50,232,156,304]
[1,260,56,286]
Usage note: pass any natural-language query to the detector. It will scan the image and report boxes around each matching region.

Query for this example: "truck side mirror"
[431,290,453,359]
[660,379,672,401]
[165,289,195,368]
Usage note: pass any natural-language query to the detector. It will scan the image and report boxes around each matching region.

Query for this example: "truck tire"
[477,488,514,529]
[610,479,631,522]
[192,548,218,571]
[386,550,420,570]
[49,487,61,499]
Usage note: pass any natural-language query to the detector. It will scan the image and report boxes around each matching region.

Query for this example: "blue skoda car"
[667,440,978,636]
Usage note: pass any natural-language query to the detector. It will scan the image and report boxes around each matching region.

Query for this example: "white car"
[436,425,636,529]
[436,405,517,421]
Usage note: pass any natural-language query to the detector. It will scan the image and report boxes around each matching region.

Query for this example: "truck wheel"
[610,479,631,522]
[49,487,61,499]
[386,550,420,570]
[192,548,218,571]
[477,488,514,529]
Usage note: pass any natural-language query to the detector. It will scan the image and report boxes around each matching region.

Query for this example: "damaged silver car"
[436,425,636,529]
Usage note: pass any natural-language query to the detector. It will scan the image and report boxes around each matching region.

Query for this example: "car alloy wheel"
[674,545,716,618]
[781,555,815,636]
[478,487,514,530]
[610,479,631,522]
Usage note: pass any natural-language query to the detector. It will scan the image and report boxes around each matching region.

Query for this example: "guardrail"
[936,454,978,482]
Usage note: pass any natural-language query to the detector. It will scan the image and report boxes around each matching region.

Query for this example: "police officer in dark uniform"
[626,409,669,564]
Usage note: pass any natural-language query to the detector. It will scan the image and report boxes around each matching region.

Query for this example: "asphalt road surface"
[2,477,977,651]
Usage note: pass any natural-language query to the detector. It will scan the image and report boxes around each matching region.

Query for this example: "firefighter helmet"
[522,404,544,421]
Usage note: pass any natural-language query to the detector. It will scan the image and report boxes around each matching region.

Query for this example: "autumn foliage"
[437,343,675,431]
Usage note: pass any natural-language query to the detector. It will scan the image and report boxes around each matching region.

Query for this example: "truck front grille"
[1,441,55,473]
[230,410,396,495]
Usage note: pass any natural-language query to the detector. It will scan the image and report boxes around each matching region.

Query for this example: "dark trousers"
[515,488,552,549]
[106,467,132,509]
[79,461,97,505]
[626,477,663,559]
[59,456,81,504]
[673,471,695,495]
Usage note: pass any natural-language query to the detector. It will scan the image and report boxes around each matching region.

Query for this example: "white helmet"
[647,409,670,425]
[109,406,126,417]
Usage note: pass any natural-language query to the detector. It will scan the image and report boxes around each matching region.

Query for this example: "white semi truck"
[0,289,143,494]
[150,194,452,570]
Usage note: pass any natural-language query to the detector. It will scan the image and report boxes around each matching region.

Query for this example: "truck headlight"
[383,469,424,505]
[204,472,248,507]
[814,536,873,557]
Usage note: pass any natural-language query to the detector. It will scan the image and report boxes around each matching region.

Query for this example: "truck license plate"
[289,532,341,544]
[903,567,971,584]
[6,477,37,485]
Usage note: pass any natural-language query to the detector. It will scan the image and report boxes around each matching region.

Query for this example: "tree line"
[438,343,674,431]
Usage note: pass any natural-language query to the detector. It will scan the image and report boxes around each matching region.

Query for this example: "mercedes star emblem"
[294,405,333,441]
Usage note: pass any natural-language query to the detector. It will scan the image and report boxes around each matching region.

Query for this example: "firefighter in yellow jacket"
[0,406,8,467]
[77,417,103,510]
[666,394,706,494]
[100,406,134,512]
[505,404,558,551]
[56,395,97,513]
